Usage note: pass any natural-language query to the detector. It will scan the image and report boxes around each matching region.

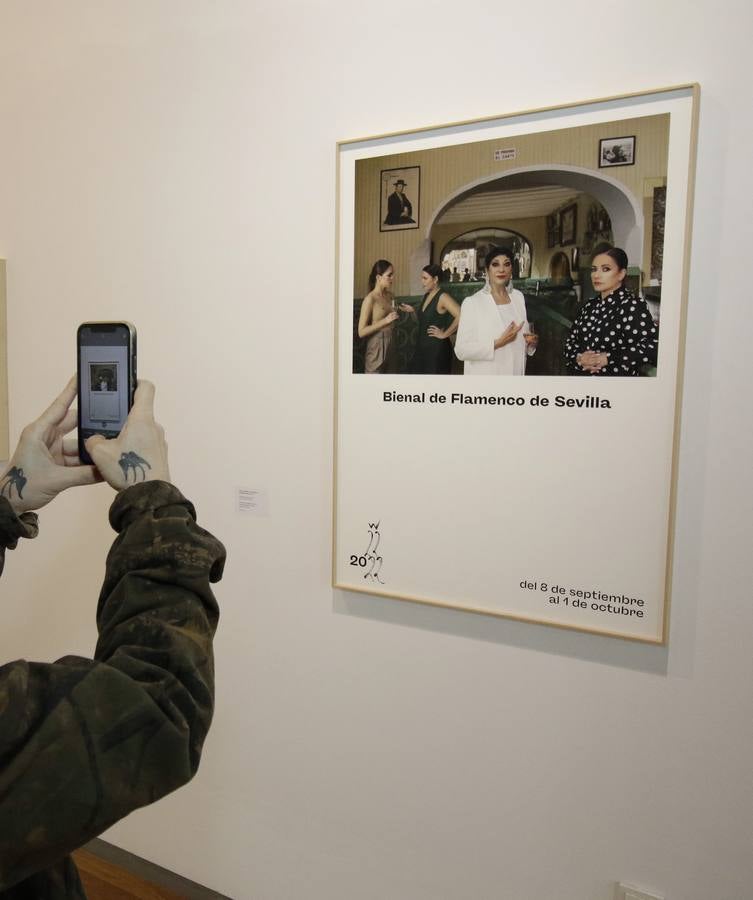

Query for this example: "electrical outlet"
[615,882,664,900]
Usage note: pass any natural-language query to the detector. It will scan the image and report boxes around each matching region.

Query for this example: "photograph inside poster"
[334,87,698,641]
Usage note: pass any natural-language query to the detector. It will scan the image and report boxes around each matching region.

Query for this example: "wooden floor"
[72,849,187,900]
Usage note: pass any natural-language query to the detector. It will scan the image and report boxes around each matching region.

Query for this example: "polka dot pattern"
[564,287,658,376]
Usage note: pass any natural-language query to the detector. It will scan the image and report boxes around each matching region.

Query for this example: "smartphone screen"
[77,322,136,464]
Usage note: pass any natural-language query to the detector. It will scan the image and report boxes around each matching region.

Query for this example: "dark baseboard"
[83,838,234,900]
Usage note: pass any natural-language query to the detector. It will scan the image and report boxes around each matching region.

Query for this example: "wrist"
[0,494,40,548]
[114,464,171,491]
[0,465,29,514]
[3,496,23,515]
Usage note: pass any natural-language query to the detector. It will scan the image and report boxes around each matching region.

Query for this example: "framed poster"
[334,85,699,642]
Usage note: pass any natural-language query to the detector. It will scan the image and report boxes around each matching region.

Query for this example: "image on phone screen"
[78,325,134,448]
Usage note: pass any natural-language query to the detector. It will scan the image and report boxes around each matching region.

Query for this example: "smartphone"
[77,322,137,465]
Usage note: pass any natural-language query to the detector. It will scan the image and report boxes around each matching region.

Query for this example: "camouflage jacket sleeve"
[0,481,225,895]
[0,499,39,576]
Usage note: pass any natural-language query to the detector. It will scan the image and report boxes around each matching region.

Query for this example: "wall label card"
[334,86,699,642]
[237,487,269,516]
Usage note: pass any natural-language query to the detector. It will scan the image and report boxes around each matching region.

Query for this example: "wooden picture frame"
[0,261,8,460]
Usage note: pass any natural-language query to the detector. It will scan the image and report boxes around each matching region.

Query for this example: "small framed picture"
[89,362,118,392]
[546,214,557,248]
[599,135,636,167]
[380,166,420,232]
[559,203,577,246]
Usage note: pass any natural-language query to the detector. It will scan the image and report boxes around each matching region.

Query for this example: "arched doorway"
[412,165,643,291]
[439,227,533,281]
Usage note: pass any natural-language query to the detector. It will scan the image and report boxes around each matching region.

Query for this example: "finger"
[63,462,104,481]
[38,376,77,428]
[130,380,155,421]
[55,465,100,491]
[63,451,103,474]
[85,434,108,461]
[58,408,78,435]
[63,435,88,465]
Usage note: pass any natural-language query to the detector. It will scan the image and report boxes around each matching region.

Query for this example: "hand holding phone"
[0,377,99,514]
[86,381,170,490]
[77,322,137,465]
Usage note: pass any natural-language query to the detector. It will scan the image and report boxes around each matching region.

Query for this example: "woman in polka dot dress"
[564,247,658,376]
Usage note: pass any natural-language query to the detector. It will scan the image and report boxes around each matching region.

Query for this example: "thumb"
[85,433,109,460]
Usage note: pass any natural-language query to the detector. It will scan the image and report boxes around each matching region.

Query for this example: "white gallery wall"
[0,2,751,899]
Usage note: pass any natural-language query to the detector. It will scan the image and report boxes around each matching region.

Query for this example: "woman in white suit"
[454,247,537,375]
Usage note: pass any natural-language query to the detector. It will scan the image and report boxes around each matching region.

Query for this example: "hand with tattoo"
[86,381,170,491]
[118,451,152,482]
[0,377,99,513]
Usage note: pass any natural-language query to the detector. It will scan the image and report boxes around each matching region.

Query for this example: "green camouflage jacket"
[0,481,225,898]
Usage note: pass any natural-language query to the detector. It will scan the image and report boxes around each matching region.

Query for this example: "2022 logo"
[349,520,384,583]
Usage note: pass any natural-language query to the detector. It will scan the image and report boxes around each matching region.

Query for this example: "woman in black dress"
[408,264,461,374]
[564,247,658,376]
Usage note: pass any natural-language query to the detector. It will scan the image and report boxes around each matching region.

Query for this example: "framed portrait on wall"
[559,203,577,245]
[546,214,557,248]
[599,135,636,167]
[334,85,699,642]
[380,166,420,232]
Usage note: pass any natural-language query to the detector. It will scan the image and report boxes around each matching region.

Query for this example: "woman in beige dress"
[358,259,411,373]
